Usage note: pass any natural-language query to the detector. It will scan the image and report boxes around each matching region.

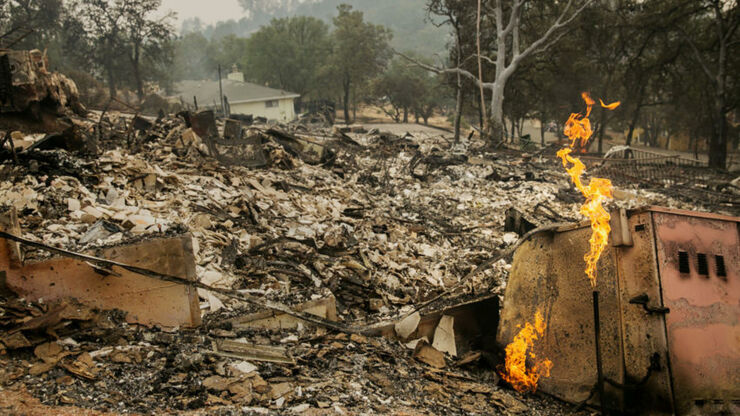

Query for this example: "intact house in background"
[174,66,300,122]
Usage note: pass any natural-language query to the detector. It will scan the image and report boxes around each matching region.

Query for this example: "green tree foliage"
[424,0,738,168]
[675,0,739,169]
[418,0,595,142]
[172,31,217,81]
[120,0,175,99]
[330,4,392,123]
[215,35,249,75]
[0,0,64,48]
[68,0,176,99]
[371,59,421,123]
[244,16,332,98]
[233,0,446,56]
[412,73,447,125]
[371,57,445,124]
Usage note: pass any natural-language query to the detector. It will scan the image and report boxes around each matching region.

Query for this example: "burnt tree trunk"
[626,108,640,147]
[540,112,546,146]
[106,65,116,98]
[342,75,351,125]
[454,89,464,142]
[597,109,606,153]
[708,98,728,169]
[131,43,143,101]
[453,21,463,142]
[478,96,484,133]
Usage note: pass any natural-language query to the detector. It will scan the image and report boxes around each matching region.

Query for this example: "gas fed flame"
[499,94,619,394]
[557,92,620,287]
[499,310,553,393]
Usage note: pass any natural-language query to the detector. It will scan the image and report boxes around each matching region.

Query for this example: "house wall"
[230,98,296,121]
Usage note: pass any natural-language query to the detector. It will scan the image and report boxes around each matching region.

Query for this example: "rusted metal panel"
[501,206,739,414]
[637,205,739,223]
[188,109,218,139]
[0,231,201,328]
[498,225,624,409]
[652,211,740,414]
[609,207,633,247]
[612,211,674,414]
[369,295,499,360]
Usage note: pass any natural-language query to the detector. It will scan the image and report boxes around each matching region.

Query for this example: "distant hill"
[185,0,450,57]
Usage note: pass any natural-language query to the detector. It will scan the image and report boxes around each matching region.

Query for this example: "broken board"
[0,214,201,328]
[228,295,337,330]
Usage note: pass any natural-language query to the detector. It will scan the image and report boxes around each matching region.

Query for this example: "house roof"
[174,79,300,107]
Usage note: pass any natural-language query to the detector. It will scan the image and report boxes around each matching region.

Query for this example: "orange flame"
[558,93,620,287]
[499,310,553,393]
[599,98,621,110]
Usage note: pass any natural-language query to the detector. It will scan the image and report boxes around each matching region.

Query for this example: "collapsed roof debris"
[1,99,738,414]
[0,48,86,131]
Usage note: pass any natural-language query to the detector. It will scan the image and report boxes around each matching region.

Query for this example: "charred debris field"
[1,106,738,415]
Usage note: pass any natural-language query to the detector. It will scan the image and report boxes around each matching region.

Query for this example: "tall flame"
[499,310,553,393]
[557,93,620,287]
[499,94,619,394]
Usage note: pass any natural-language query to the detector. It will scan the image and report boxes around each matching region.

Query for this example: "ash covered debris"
[0,48,86,128]
[1,103,737,414]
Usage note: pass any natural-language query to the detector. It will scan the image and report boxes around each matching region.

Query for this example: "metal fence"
[584,147,714,186]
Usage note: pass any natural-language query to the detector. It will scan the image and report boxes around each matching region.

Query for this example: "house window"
[265,100,278,108]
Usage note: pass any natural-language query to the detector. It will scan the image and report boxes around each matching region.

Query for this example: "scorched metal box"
[497,206,739,415]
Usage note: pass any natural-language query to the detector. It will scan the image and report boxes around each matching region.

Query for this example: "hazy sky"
[160,0,247,26]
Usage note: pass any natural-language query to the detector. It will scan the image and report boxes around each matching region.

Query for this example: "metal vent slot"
[697,253,708,276]
[678,251,690,274]
[715,255,727,278]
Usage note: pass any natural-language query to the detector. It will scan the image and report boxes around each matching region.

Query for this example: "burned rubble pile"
[0,292,579,415]
[0,109,735,414]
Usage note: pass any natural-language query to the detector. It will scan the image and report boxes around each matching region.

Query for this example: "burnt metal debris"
[588,146,738,207]
[499,206,739,415]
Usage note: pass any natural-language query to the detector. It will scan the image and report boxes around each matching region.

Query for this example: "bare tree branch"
[394,49,494,89]
[476,0,487,125]
[722,13,739,44]
[533,25,573,56]
[677,26,716,81]
[501,0,524,38]
[475,53,497,65]
[518,0,592,60]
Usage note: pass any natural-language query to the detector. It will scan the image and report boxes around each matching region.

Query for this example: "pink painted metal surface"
[652,211,740,414]
[612,211,674,414]
[501,206,739,414]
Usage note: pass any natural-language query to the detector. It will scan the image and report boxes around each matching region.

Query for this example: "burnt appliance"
[498,206,739,415]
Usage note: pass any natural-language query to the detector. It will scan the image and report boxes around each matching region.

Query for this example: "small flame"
[499,310,553,393]
[599,99,621,110]
[558,93,620,287]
